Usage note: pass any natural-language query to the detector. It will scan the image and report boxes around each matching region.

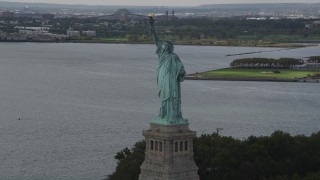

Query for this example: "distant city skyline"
[2,0,320,6]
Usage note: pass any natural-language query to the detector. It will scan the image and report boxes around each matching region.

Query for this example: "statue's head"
[161,41,174,53]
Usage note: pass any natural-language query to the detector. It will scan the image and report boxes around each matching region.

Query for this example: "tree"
[108,132,320,180]
[308,56,320,63]
[230,58,302,69]
[107,141,145,180]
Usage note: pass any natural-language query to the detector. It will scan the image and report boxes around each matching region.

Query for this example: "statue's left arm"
[179,66,186,82]
[176,55,186,82]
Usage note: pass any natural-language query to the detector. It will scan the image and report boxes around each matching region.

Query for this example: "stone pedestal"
[139,124,199,180]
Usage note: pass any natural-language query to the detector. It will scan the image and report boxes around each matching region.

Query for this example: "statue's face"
[162,42,173,53]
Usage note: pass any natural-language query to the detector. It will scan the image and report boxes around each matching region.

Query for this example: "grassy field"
[192,69,320,80]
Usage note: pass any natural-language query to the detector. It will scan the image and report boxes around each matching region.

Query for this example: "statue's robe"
[156,48,186,121]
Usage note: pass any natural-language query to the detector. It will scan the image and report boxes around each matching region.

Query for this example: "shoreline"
[225,48,296,57]
[185,75,320,83]
[0,39,318,48]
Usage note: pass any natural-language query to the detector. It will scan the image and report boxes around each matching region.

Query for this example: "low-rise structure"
[82,30,96,37]
[2,11,14,18]
[42,14,54,20]
[66,30,80,37]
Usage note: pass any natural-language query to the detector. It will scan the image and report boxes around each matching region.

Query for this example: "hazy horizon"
[2,0,320,6]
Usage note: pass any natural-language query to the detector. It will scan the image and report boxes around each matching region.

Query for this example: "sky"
[3,0,320,6]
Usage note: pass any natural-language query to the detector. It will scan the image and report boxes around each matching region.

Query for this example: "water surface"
[0,43,319,179]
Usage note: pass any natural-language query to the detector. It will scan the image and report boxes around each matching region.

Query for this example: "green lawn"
[196,69,319,79]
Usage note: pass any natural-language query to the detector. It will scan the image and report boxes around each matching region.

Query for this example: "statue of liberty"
[148,15,188,125]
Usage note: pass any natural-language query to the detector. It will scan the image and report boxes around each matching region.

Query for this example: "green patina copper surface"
[148,17,188,125]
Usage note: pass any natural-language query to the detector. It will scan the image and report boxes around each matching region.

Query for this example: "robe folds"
[156,52,186,120]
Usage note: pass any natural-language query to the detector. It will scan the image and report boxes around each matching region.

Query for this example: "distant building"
[155,10,178,22]
[42,14,54,20]
[66,30,80,37]
[305,21,320,28]
[305,24,313,28]
[313,21,320,26]
[166,11,169,21]
[16,26,49,31]
[2,11,14,18]
[15,13,42,19]
[270,17,281,20]
[82,30,96,37]
[257,17,267,20]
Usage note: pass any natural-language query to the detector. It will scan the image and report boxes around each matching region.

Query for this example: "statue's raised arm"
[148,15,159,47]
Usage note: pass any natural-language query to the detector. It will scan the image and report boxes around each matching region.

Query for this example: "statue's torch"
[148,13,155,23]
